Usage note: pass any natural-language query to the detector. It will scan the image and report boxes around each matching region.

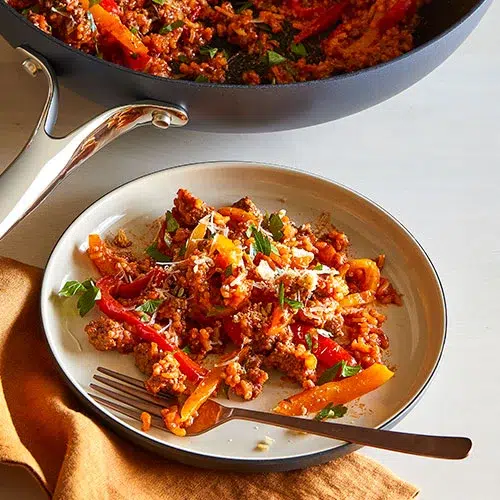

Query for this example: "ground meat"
[185,326,223,357]
[266,341,317,388]
[145,352,187,395]
[156,295,188,341]
[134,342,163,376]
[222,354,268,400]
[232,196,262,219]
[113,229,132,248]
[172,188,213,228]
[85,317,136,353]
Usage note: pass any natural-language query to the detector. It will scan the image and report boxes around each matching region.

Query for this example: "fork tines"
[88,366,173,431]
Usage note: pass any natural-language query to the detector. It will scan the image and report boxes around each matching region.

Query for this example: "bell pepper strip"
[378,0,418,33]
[114,269,157,298]
[217,207,257,223]
[185,222,207,256]
[96,276,207,383]
[347,258,380,292]
[222,316,244,346]
[339,290,375,309]
[291,323,356,368]
[123,52,151,72]
[288,0,324,20]
[99,0,120,15]
[88,234,130,276]
[274,363,394,416]
[294,0,350,43]
[180,348,246,421]
[210,233,243,268]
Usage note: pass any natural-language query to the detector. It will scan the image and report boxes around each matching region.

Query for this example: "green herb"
[268,213,284,241]
[246,224,255,238]
[152,0,168,5]
[278,282,285,308]
[317,360,362,385]
[76,282,101,317]
[195,75,209,83]
[224,264,233,277]
[159,20,184,34]
[284,297,303,310]
[257,23,272,32]
[177,287,185,298]
[89,0,101,6]
[87,11,97,33]
[314,263,324,271]
[182,345,192,354]
[178,243,187,257]
[22,4,40,15]
[200,47,218,59]
[266,50,286,66]
[59,280,87,297]
[145,243,171,262]
[291,42,307,57]
[130,27,139,35]
[207,305,229,317]
[139,313,150,323]
[236,1,252,13]
[314,403,348,421]
[165,211,179,233]
[178,54,189,63]
[305,333,313,351]
[251,226,272,256]
[271,244,279,255]
[135,299,162,315]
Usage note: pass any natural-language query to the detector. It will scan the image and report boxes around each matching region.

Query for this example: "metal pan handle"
[0,47,189,240]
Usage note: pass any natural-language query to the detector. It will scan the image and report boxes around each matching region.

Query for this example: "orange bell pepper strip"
[274,363,394,416]
[348,259,381,292]
[87,234,130,276]
[210,233,243,268]
[185,222,207,256]
[217,207,257,223]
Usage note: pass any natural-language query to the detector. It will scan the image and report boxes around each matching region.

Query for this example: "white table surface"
[1,3,500,497]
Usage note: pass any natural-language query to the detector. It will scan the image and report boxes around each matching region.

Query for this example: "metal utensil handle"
[232,408,472,459]
[0,46,189,240]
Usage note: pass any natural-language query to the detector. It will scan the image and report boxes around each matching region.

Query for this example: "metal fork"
[88,367,472,459]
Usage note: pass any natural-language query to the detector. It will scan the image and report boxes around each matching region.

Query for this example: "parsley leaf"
[139,313,150,323]
[145,243,171,262]
[153,0,168,5]
[236,1,252,12]
[318,360,362,385]
[314,403,348,421]
[165,211,179,233]
[278,282,285,308]
[59,280,87,297]
[130,26,139,35]
[284,297,303,310]
[200,47,218,59]
[291,43,307,57]
[182,345,192,354]
[207,305,229,317]
[269,213,284,241]
[305,333,313,351]
[266,50,286,66]
[313,263,323,271]
[251,226,272,256]
[178,243,187,257]
[76,283,101,317]
[135,299,162,315]
[159,20,184,33]
[195,75,209,83]
[178,54,189,63]
[224,264,233,277]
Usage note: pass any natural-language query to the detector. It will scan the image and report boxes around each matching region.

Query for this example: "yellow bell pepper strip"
[339,290,375,308]
[185,222,207,256]
[347,258,381,292]
[210,233,243,268]
[273,363,394,416]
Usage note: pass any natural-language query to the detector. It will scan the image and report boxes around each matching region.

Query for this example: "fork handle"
[231,408,471,459]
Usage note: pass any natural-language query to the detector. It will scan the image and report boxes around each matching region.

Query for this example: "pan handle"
[0,47,189,240]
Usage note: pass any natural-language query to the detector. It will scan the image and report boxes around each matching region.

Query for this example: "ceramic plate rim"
[40,160,447,468]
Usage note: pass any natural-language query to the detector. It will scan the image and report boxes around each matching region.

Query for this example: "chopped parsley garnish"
[195,75,209,83]
[278,282,285,308]
[177,287,185,298]
[266,50,286,66]
[251,226,273,256]
[305,333,313,351]
[314,263,324,271]
[130,27,139,35]
[165,211,179,233]
[145,242,171,262]
[152,0,168,5]
[59,279,101,317]
[317,360,362,385]
[284,297,303,310]
[224,264,233,277]
[291,43,307,57]
[200,47,218,59]
[268,213,284,241]
[182,345,192,354]
[159,20,184,33]
[178,54,189,63]
[139,313,150,323]
[314,403,348,421]
[207,305,229,317]
[135,299,162,315]
[236,1,252,13]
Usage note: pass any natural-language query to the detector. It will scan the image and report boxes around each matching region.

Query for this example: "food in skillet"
[60,189,400,435]
[9,0,425,84]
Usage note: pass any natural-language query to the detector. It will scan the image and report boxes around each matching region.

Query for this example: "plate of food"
[40,161,446,471]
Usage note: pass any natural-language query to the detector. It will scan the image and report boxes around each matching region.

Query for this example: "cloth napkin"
[0,257,419,500]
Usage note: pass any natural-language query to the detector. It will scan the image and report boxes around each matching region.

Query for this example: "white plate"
[41,162,446,471]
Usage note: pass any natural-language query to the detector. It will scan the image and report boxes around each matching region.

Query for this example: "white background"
[1,1,499,497]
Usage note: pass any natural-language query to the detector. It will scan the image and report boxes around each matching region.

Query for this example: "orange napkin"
[0,257,419,499]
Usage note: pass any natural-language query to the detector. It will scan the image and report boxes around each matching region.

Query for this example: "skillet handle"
[0,47,189,241]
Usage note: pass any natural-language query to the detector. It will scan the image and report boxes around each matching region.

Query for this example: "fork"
[88,366,471,459]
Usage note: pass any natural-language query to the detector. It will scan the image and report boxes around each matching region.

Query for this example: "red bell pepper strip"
[294,0,349,43]
[378,0,418,33]
[96,276,207,383]
[123,52,151,72]
[100,0,120,15]
[291,322,356,368]
[115,269,157,298]
[288,0,324,20]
